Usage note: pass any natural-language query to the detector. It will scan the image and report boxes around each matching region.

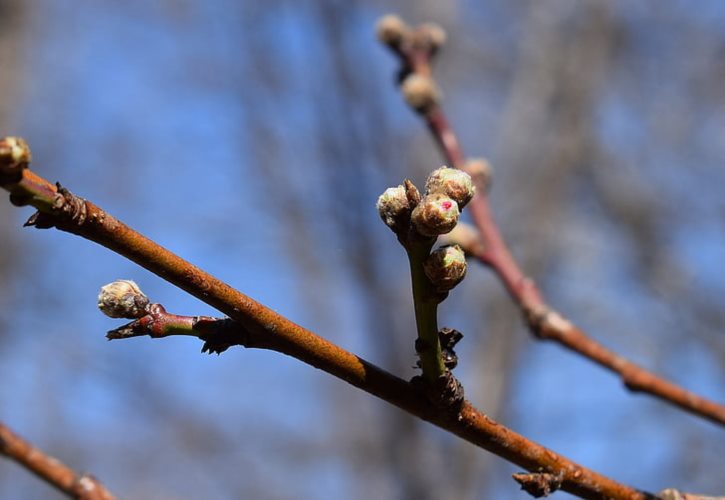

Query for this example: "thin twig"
[0,148,655,500]
[386,21,725,427]
[0,422,114,500]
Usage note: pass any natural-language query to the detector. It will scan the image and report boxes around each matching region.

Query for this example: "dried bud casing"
[411,192,459,237]
[376,14,409,49]
[425,166,475,209]
[377,184,412,232]
[423,245,467,292]
[401,74,440,114]
[98,280,149,319]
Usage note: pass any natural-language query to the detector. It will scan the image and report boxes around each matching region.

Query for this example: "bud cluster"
[378,167,474,294]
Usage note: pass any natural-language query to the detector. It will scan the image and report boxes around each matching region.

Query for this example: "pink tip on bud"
[411,192,459,237]
[425,166,475,209]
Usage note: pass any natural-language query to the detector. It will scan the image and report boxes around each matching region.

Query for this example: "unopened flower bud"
[0,137,31,184]
[425,166,475,209]
[411,192,459,237]
[376,14,409,49]
[438,222,485,257]
[418,23,447,53]
[401,74,440,114]
[424,245,467,292]
[377,184,412,232]
[463,158,492,192]
[98,280,149,319]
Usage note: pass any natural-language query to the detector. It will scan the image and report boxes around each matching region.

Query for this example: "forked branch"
[377,15,725,427]
[0,138,655,499]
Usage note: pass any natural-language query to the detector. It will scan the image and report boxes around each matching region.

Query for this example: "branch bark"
[0,144,655,499]
[0,422,114,500]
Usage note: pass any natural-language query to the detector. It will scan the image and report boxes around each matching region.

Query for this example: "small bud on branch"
[462,157,492,192]
[401,74,440,114]
[0,137,31,185]
[376,14,410,50]
[376,184,412,232]
[425,166,475,209]
[411,192,459,237]
[97,280,149,319]
[423,245,467,293]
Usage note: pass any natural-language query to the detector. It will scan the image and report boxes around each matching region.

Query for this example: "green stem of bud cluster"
[407,240,446,381]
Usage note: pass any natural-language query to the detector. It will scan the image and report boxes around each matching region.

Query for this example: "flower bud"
[98,280,149,319]
[411,192,459,237]
[423,245,467,292]
[425,166,475,209]
[376,14,409,49]
[0,137,31,184]
[401,74,440,114]
[377,184,411,232]
[417,23,447,52]
[463,157,492,192]
[438,222,485,257]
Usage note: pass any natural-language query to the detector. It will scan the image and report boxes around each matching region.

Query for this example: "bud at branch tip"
[98,280,150,319]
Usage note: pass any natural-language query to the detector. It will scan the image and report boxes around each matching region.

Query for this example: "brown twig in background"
[0,141,658,499]
[379,16,725,427]
[0,422,114,500]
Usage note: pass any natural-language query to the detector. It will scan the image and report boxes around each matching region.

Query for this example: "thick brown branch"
[390,32,725,427]
[0,159,653,500]
[0,422,114,500]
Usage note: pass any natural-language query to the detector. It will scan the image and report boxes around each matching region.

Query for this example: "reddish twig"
[0,143,657,500]
[383,19,725,427]
[0,422,114,500]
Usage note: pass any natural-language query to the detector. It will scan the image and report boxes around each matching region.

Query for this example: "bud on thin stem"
[425,166,475,209]
[401,74,440,114]
[98,280,150,319]
[377,184,411,232]
[0,137,31,184]
[438,222,485,257]
[411,192,459,237]
[417,23,447,54]
[463,158,492,193]
[376,14,410,50]
[424,245,467,292]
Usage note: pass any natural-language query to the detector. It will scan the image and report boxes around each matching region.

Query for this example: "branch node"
[24,183,87,229]
[512,472,563,498]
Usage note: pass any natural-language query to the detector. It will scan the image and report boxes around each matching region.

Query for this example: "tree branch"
[0,422,114,500]
[0,141,656,499]
[381,17,725,427]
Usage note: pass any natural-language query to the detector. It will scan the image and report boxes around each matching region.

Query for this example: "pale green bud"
[411,192,459,237]
[423,245,467,292]
[425,166,475,209]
